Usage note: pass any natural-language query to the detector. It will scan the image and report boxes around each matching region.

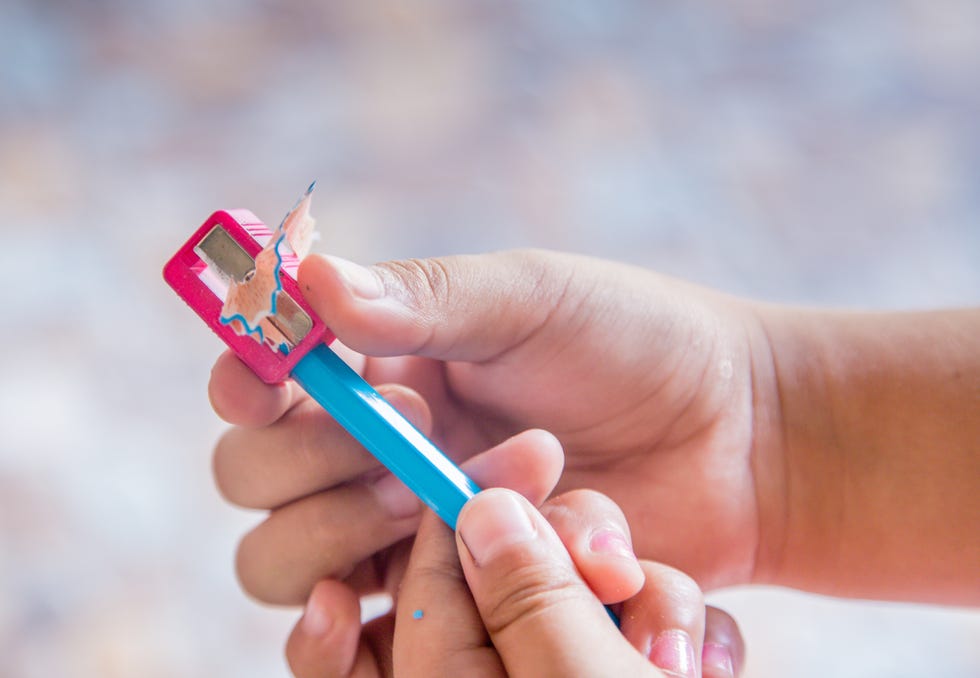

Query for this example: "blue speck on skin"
[413,609,424,620]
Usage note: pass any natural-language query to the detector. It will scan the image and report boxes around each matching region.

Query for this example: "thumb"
[297,250,576,360]
[455,488,655,678]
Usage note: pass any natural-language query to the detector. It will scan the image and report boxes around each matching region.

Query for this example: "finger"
[619,561,706,678]
[541,489,645,604]
[701,606,744,678]
[208,342,367,428]
[314,428,565,600]
[356,429,565,599]
[298,250,580,360]
[360,613,395,678]
[392,511,506,677]
[462,428,564,501]
[235,430,564,606]
[285,580,368,678]
[237,482,420,605]
[385,429,566,676]
[373,427,564,558]
[213,384,432,509]
[456,488,652,677]
[209,350,306,427]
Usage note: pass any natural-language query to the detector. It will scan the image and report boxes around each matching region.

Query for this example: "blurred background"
[1,1,978,676]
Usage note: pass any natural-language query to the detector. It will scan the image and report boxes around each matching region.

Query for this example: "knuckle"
[511,248,571,298]
[565,487,612,505]
[666,568,704,609]
[300,506,343,564]
[234,530,271,602]
[235,502,347,606]
[399,560,466,599]
[211,431,244,505]
[644,562,705,623]
[542,489,626,532]
[376,257,460,353]
[480,560,583,636]
[379,257,454,309]
[548,488,611,513]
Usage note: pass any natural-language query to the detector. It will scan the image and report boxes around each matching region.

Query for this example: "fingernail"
[370,473,422,519]
[702,642,735,677]
[301,596,332,636]
[588,526,635,560]
[648,629,697,678]
[326,255,385,300]
[458,490,537,566]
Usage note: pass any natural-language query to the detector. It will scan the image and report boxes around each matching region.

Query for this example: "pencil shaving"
[220,185,318,351]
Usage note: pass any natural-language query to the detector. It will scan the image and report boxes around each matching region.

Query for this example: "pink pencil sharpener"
[163,209,333,383]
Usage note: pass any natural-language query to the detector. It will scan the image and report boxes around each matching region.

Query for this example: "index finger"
[390,429,566,676]
[208,350,301,427]
[391,510,504,677]
[207,343,366,427]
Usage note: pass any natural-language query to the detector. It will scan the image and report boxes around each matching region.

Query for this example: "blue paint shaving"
[412,609,424,620]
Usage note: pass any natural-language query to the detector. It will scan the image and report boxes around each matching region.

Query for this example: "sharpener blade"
[197,225,256,282]
[194,224,313,346]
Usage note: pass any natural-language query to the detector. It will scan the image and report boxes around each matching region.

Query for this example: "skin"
[285,485,745,678]
[751,307,980,602]
[209,249,980,672]
[212,251,765,604]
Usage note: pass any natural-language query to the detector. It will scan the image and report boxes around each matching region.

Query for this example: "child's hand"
[210,249,980,608]
[285,486,743,678]
[210,250,771,606]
